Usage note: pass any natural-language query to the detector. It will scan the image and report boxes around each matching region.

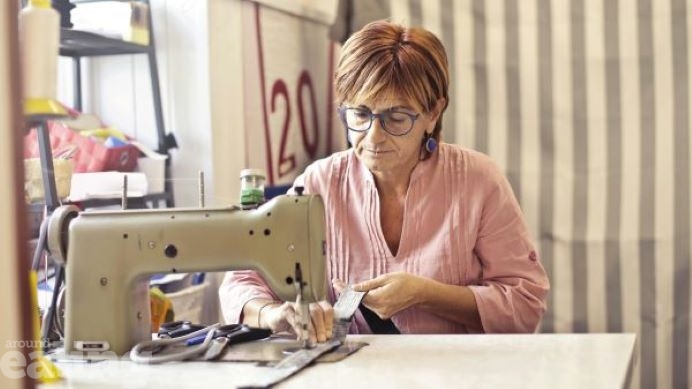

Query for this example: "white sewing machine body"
[61,194,327,355]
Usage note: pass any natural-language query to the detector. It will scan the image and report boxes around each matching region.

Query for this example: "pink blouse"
[220,143,549,333]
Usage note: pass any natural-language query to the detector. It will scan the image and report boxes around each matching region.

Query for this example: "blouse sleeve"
[466,163,550,333]
[218,270,279,324]
[219,163,324,324]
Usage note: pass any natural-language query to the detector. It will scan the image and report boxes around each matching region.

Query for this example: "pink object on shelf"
[24,120,139,173]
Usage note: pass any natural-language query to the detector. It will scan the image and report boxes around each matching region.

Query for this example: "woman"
[219,20,549,343]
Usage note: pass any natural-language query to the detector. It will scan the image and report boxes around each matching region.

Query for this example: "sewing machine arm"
[54,194,327,354]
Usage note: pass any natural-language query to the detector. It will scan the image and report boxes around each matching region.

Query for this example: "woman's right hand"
[260,300,334,343]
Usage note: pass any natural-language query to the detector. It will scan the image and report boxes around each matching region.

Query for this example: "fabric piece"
[216,336,366,364]
[359,305,399,334]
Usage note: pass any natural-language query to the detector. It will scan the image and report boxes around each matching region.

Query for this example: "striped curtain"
[334,1,692,388]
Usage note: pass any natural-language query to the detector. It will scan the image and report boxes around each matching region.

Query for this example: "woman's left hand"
[334,272,429,319]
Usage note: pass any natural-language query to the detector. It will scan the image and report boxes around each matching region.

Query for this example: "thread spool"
[239,168,266,208]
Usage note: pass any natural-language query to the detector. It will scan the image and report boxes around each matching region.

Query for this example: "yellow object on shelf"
[150,287,174,333]
[29,270,63,383]
[79,127,128,141]
[128,2,150,47]
[24,98,67,117]
[29,0,50,8]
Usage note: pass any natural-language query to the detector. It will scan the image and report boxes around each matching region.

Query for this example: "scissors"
[158,320,206,338]
[198,324,271,361]
[130,323,270,364]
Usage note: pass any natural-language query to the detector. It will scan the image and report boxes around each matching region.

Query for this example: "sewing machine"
[47,193,327,355]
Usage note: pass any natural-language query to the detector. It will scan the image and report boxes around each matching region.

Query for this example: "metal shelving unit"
[26,1,177,348]
[59,0,176,207]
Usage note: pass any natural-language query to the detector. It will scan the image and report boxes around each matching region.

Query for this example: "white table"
[40,334,635,389]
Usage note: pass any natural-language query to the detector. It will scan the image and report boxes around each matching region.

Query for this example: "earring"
[424,133,437,153]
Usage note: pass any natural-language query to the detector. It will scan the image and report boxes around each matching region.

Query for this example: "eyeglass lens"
[344,108,415,136]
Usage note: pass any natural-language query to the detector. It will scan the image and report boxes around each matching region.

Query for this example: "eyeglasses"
[338,106,420,136]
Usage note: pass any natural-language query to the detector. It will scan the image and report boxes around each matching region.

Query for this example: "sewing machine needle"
[295,292,310,348]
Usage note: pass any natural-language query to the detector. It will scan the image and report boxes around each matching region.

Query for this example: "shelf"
[26,192,173,214]
[24,112,69,133]
[74,192,172,209]
[60,28,149,57]
[58,0,175,207]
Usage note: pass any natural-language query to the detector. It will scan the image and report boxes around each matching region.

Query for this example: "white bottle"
[19,0,60,114]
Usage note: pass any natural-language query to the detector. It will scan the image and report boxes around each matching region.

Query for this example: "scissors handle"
[158,321,206,338]
[201,326,271,361]
[227,327,271,344]
[185,324,243,346]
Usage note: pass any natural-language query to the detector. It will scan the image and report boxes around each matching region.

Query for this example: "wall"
[210,0,343,206]
[208,0,341,322]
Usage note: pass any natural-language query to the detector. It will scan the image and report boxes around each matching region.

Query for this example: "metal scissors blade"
[202,337,229,361]
[158,320,206,338]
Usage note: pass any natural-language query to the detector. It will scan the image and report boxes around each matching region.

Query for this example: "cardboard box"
[132,141,167,194]
[68,171,147,201]
[166,282,209,323]
[136,156,165,194]
[24,158,73,202]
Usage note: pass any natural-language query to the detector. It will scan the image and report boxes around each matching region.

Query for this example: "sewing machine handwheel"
[47,205,80,265]
[53,284,67,337]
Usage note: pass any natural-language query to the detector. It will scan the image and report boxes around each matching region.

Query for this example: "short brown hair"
[335,20,449,140]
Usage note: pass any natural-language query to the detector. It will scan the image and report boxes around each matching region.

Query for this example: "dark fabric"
[360,305,400,334]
